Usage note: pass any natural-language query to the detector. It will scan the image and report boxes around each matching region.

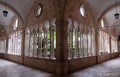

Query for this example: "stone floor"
[68,58,120,77]
[0,58,120,77]
[0,59,53,77]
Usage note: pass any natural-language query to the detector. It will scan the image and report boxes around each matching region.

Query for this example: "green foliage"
[47,30,56,51]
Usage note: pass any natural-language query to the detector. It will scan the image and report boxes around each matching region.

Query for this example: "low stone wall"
[24,57,55,73]
[0,53,5,59]
[111,52,119,59]
[68,56,97,73]
[6,54,22,64]
[98,54,111,63]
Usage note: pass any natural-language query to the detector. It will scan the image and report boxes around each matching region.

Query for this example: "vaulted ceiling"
[86,0,120,34]
[0,0,120,34]
[0,0,34,35]
[4,0,34,21]
[87,0,118,20]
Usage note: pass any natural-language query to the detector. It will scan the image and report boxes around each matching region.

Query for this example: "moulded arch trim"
[0,1,24,28]
[97,2,120,25]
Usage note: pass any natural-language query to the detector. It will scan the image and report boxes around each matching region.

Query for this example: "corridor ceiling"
[0,0,120,34]
[87,0,117,20]
[0,0,34,27]
[87,0,120,34]
[0,0,34,34]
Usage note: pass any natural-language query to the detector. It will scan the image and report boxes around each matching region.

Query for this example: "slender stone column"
[21,27,25,64]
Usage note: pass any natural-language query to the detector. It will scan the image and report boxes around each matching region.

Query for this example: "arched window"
[8,30,22,55]
[100,19,104,28]
[111,36,118,53]
[98,31,110,55]
[0,39,6,53]
[25,18,56,59]
[13,19,18,30]
[80,4,87,17]
[67,19,96,59]
[35,4,42,17]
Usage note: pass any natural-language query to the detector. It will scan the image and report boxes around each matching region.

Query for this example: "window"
[98,31,110,55]
[25,18,56,59]
[80,4,87,17]
[0,39,6,53]
[111,36,118,53]
[13,19,18,30]
[8,31,22,55]
[100,19,104,28]
[68,19,96,59]
[35,4,42,17]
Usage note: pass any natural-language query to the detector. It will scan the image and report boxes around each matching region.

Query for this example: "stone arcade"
[0,0,120,77]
